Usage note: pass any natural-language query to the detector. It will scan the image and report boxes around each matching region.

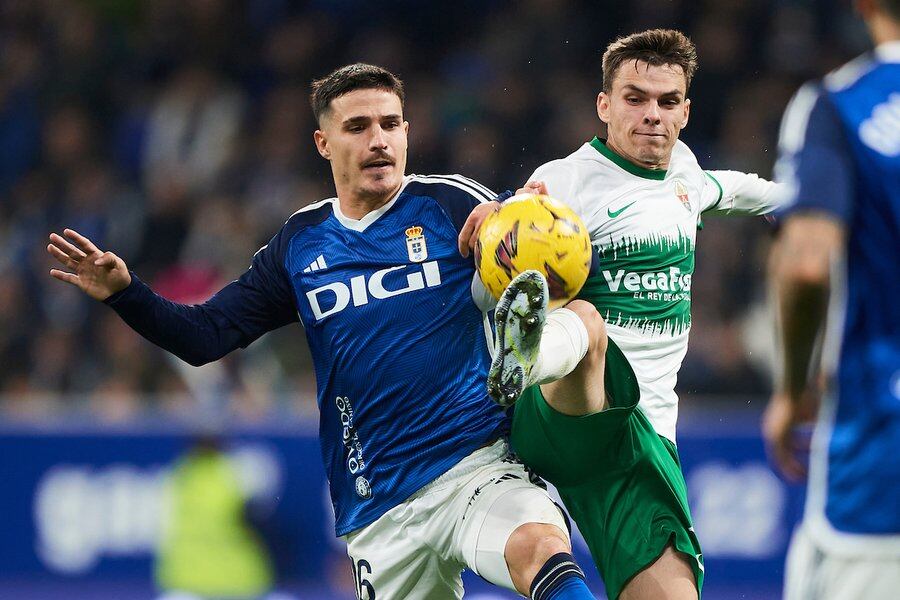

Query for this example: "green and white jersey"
[532,137,782,442]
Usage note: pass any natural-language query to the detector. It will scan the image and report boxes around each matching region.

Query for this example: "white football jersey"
[532,137,782,441]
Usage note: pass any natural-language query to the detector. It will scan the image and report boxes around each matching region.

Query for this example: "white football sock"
[529,307,589,386]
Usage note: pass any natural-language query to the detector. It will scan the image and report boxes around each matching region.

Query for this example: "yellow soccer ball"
[475,194,592,309]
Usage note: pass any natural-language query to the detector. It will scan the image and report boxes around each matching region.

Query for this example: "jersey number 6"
[353,558,375,599]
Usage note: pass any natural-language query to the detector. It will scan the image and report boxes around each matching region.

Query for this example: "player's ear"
[681,97,691,130]
[314,129,330,160]
[597,92,611,124]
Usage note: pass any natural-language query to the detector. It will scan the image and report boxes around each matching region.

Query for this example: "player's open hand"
[762,392,815,481]
[458,200,501,258]
[47,229,131,301]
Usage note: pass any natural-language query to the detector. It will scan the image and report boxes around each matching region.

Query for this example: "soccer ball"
[475,194,592,309]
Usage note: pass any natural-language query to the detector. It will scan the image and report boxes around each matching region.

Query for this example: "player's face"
[597,60,690,170]
[314,88,409,204]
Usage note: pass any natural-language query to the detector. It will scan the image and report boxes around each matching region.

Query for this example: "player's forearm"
[772,215,845,400]
[707,171,785,215]
[771,227,832,400]
[104,274,246,366]
[775,273,829,401]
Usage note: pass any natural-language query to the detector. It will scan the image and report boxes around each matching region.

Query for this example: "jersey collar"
[332,178,410,232]
[589,137,667,181]
[875,40,900,63]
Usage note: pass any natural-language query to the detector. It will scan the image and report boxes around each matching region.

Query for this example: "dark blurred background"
[0,0,868,422]
[0,2,867,598]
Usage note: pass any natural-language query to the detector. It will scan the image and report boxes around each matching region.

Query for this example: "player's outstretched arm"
[47,229,131,301]
[47,228,298,367]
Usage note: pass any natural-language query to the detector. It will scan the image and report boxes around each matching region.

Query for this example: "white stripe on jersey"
[777,83,821,155]
[286,196,337,221]
[482,313,495,359]
[435,173,497,200]
[409,174,496,203]
[825,53,877,92]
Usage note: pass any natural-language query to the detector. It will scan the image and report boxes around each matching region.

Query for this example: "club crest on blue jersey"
[406,225,428,262]
[355,475,372,499]
[674,180,691,211]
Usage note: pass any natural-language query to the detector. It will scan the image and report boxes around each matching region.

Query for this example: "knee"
[505,522,570,576]
[564,300,607,358]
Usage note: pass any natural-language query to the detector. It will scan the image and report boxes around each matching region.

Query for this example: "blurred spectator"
[155,436,275,600]
[0,32,41,196]
[142,65,245,195]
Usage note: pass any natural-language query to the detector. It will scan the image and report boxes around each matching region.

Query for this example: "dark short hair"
[602,29,698,93]
[310,63,405,124]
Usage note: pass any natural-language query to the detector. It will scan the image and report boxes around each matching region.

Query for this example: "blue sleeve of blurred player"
[775,84,855,223]
[103,231,298,366]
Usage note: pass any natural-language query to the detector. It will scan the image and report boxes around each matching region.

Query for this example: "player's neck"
[870,14,900,46]
[338,183,403,220]
[604,136,670,171]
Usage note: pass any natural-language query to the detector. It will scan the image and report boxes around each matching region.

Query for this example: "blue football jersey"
[246,174,507,536]
[776,42,900,550]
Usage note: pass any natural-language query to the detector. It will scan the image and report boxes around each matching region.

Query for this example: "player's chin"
[363,163,399,180]
[360,174,401,196]
[635,139,669,161]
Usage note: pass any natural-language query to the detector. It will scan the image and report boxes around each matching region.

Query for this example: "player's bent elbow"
[779,256,830,289]
[182,354,212,368]
[176,346,228,367]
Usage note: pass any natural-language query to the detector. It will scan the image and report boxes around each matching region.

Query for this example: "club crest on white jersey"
[674,179,691,211]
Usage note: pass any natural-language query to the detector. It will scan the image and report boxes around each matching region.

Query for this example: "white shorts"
[341,439,569,600]
[784,523,900,600]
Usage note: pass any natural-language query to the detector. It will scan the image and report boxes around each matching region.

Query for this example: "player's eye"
[626,97,641,104]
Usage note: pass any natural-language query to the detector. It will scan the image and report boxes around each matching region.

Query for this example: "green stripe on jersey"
[704,171,724,210]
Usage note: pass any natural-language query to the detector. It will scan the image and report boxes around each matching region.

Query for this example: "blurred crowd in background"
[0,0,869,422]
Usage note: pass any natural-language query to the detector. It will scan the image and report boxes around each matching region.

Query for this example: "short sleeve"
[773,83,855,223]
[701,170,784,216]
[700,171,724,212]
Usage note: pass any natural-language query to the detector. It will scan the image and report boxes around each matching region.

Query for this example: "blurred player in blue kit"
[46,64,596,599]
[765,0,900,598]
